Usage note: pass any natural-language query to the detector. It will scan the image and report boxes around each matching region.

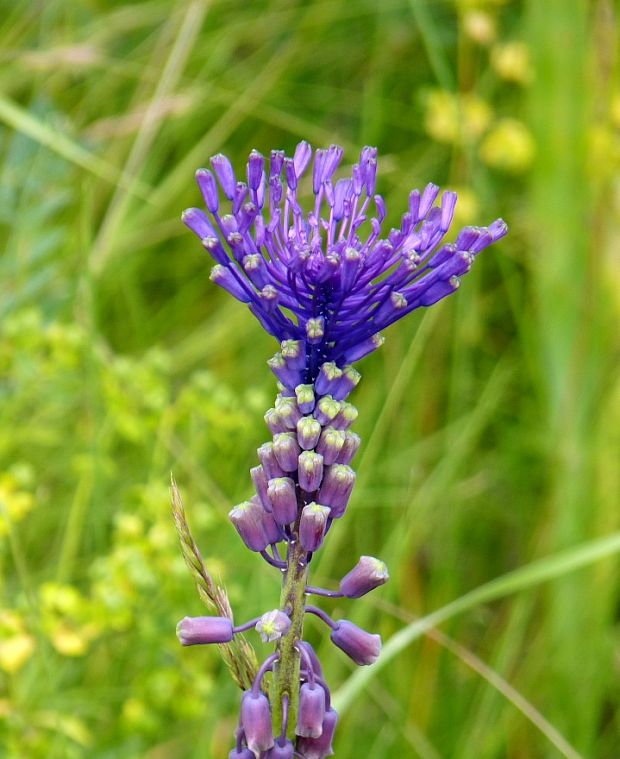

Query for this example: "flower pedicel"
[178,142,507,756]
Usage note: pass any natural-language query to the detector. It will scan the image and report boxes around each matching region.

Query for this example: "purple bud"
[176,616,233,645]
[229,500,270,552]
[210,266,251,304]
[340,247,361,292]
[342,333,384,363]
[284,157,297,190]
[375,195,387,224]
[270,149,285,177]
[293,140,313,177]
[272,432,301,473]
[243,253,268,288]
[333,179,352,220]
[316,427,346,465]
[250,465,271,511]
[317,465,355,518]
[257,442,285,480]
[489,218,509,241]
[181,207,216,239]
[305,316,325,345]
[258,500,283,545]
[295,384,316,415]
[268,353,303,391]
[264,408,288,435]
[313,396,341,426]
[267,477,298,524]
[275,396,302,430]
[241,690,274,754]
[260,284,280,312]
[255,609,291,642]
[419,182,440,218]
[201,235,229,266]
[297,682,326,738]
[440,190,458,231]
[299,502,330,552]
[210,153,236,200]
[312,149,326,194]
[195,169,219,212]
[332,365,361,401]
[314,362,343,397]
[248,150,264,191]
[331,402,359,431]
[339,556,389,598]
[330,620,381,665]
[281,339,306,370]
[336,431,361,464]
[297,708,338,759]
[297,416,322,451]
[266,738,295,758]
[298,451,324,493]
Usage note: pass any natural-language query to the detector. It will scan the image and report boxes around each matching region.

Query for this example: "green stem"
[272,535,309,738]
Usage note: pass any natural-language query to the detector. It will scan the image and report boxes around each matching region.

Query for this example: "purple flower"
[339,556,389,598]
[296,681,326,738]
[179,142,508,758]
[176,616,234,645]
[299,502,331,552]
[330,620,381,665]
[296,708,339,759]
[241,690,274,754]
[183,143,507,372]
[255,610,291,643]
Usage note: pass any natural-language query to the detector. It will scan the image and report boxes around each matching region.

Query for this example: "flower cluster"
[179,142,507,757]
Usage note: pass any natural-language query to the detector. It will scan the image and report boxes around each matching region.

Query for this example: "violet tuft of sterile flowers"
[183,142,507,372]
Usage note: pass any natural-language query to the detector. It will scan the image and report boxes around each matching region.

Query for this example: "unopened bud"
[296,681,326,738]
[299,502,330,552]
[267,477,298,525]
[315,362,343,397]
[257,442,285,480]
[298,451,324,493]
[339,556,389,598]
[176,616,233,645]
[241,691,274,754]
[336,430,361,464]
[297,708,339,759]
[316,427,346,465]
[317,465,356,518]
[295,384,316,414]
[297,416,322,450]
[313,395,341,426]
[275,396,302,429]
[272,432,301,472]
[250,465,271,511]
[330,620,381,665]
[331,401,358,430]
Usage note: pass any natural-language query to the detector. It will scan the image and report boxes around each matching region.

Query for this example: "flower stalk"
[272,533,309,737]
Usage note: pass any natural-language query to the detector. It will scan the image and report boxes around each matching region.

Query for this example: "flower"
[255,610,291,643]
[176,616,234,645]
[339,556,389,599]
[182,143,507,377]
[178,142,508,758]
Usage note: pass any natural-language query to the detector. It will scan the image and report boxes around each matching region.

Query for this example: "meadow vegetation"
[0,1,619,757]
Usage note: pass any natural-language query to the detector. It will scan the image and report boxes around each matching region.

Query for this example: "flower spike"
[178,141,507,757]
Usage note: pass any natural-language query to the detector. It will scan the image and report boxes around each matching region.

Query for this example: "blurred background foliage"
[0,0,619,757]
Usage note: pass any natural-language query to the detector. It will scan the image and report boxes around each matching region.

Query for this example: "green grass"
[0,0,619,757]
